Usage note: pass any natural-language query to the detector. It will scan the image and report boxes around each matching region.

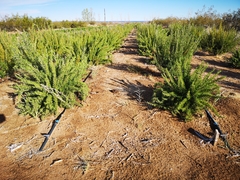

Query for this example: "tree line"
[0,8,97,31]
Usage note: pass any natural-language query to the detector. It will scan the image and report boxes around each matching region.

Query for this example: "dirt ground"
[0,29,239,180]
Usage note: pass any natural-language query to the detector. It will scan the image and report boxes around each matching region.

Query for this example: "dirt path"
[0,29,240,179]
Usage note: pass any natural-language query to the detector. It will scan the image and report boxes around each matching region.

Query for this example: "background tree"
[222,8,240,31]
[81,8,95,22]
[190,5,222,28]
[0,14,52,31]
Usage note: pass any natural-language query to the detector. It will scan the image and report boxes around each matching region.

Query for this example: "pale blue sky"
[0,0,239,21]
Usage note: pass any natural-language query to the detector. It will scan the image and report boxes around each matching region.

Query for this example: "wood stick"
[213,129,220,146]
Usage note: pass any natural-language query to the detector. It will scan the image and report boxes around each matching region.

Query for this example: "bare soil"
[0,29,239,180]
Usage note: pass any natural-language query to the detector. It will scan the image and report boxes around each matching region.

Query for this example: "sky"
[0,0,239,22]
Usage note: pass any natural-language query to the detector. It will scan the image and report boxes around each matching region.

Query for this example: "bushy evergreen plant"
[200,24,239,55]
[154,23,202,70]
[229,49,240,68]
[0,24,133,79]
[189,5,222,28]
[13,33,89,118]
[11,25,133,118]
[137,24,166,59]
[151,59,223,121]
[0,14,51,31]
[0,31,18,77]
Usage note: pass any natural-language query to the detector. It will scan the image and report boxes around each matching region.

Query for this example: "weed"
[134,87,145,103]
[74,156,89,175]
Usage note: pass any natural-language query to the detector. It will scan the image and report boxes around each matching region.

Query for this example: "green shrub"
[0,24,133,79]
[0,14,51,31]
[11,25,133,118]
[189,5,222,28]
[229,49,240,68]
[138,23,223,121]
[52,21,88,29]
[0,60,8,78]
[154,23,202,70]
[151,17,188,27]
[0,31,18,77]
[200,24,239,55]
[13,33,89,118]
[100,22,107,26]
[151,60,223,121]
[78,21,88,27]
[137,24,166,59]
[89,21,96,25]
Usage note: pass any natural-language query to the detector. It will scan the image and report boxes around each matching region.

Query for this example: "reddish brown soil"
[0,30,239,180]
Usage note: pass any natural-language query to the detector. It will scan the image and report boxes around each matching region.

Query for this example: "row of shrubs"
[0,14,52,31]
[151,7,240,31]
[0,24,134,118]
[138,23,240,63]
[0,14,108,31]
[137,23,240,121]
[1,7,239,32]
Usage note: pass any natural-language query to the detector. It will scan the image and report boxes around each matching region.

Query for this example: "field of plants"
[137,22,240,120]
[1,21,239,120]
[0,24,134,117]
[0,10,240,179]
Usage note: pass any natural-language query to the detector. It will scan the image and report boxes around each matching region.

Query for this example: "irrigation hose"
[39,71,92,152]
[38,108,66,151]
[205,109,239,155]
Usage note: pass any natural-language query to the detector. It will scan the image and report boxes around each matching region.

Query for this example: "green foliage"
[200,24,239,55]
[0,60,8,78]
[139,23,223,121]
[83,29,112,65]
[151,17,188,27]
[0,24,133,79]
[52,20,88,29]
[82,25,133,65]
[151,60,223,121]
[1,24,133,118]
[189,5,222,28]
[154,23,202,70]
[33,29,73,58]
[137,24,166,59]
[32,17,52,30]
[0,14,51,31]
[137,23,202,68]
[0,31,18,77]
[228,49,240,68]
[13,33,89,118]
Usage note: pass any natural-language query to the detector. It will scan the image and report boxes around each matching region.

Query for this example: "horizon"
[0,0,239,22]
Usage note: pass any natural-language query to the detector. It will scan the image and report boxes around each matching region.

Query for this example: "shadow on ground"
[107,63,161,77]
[0,114,6,123]
[110,78,154,104]
[191,58,240,92]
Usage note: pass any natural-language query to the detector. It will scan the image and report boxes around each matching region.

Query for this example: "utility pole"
[104,8,106,22]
